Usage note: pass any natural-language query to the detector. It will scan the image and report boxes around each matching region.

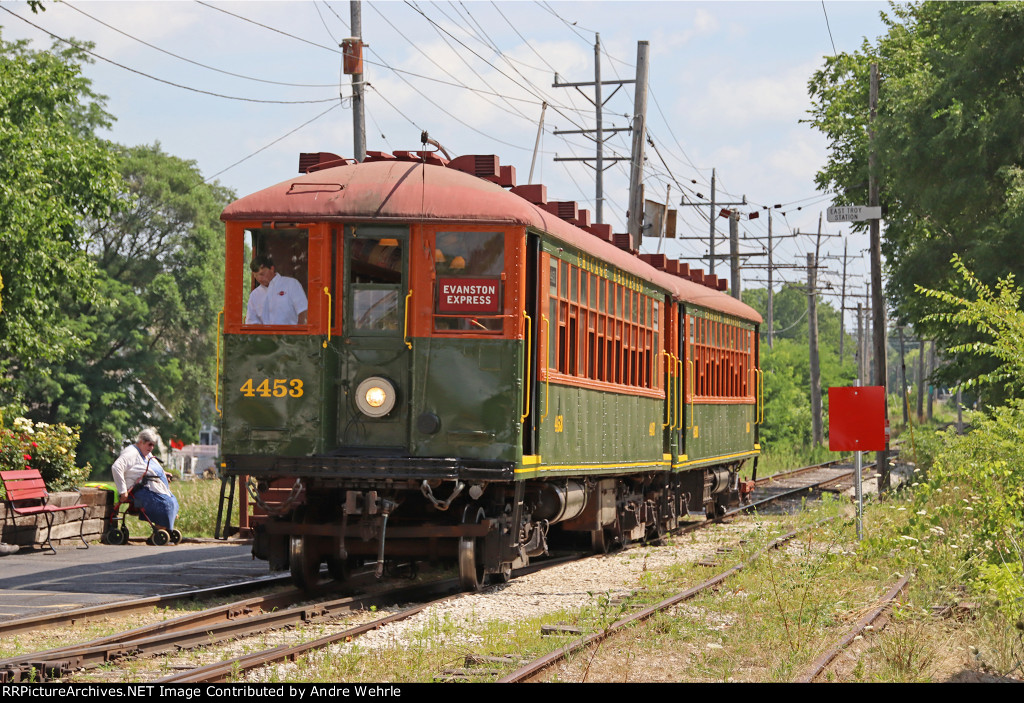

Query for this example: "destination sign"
[437,277,500,314]
[827,206,882,222]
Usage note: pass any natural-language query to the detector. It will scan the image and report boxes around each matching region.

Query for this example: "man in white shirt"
[246,256,308,325]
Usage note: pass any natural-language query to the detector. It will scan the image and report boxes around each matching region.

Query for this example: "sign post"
[828,386,886,539]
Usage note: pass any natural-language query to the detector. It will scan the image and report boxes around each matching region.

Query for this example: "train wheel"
[591,528,609,554]
[490,563,512,585]
[458,507,486,592]
[326,556,349,582]
[290,535,322,589]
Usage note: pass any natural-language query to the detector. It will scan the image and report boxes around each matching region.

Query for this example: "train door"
[522,233,540,457]
[335,224,411,450]
[681,307,693,460]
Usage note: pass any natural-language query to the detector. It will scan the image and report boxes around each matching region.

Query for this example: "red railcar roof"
[222,160,762,324]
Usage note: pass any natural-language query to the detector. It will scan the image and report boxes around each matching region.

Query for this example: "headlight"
[355,376,396,418]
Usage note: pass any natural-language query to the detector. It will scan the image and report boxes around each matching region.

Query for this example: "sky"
[1,0,894,313]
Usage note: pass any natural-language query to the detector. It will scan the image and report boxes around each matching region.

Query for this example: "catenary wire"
[2,7,343,104]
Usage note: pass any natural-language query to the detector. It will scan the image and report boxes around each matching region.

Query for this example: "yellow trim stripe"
[516,459,671,475]
[673,449,760,470]
[522,455,542,465]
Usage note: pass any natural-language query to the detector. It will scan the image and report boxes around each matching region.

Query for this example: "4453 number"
[239,378,304,398]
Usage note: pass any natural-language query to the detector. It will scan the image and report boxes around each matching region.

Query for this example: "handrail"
[685,358,694,430]
[758,369,765,424]
[661,351,674,429]
[521,311,532,423]
[677,357,685,431]
[215,309,223,416]
[323,286,332,349]
[403,290,413,350]
[541,314,550,423]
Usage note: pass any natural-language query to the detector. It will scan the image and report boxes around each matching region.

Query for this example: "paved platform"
[0,539,269,622]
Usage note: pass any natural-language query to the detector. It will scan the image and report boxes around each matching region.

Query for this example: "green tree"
[807,2,1024,401]
[917,255,1024,396]
[0,34,122,393]
[22,144,232,470]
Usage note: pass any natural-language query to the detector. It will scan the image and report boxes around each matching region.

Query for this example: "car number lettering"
[240,378,305,398]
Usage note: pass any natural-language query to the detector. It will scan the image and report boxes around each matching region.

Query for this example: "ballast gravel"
[252,518,764,680]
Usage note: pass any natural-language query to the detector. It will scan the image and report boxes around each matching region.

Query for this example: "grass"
[752,442,837,478]
[169,475,239,538]
[258,483,1019,683]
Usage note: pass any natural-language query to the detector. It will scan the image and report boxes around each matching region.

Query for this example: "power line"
[2,7,342,105]
[195,1,342,55]
[821,1,838,55]
[63,2,339,89]
[205,103,343,182]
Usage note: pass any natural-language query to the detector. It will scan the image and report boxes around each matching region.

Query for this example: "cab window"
[348,233,404,334]
[243,228,309,327]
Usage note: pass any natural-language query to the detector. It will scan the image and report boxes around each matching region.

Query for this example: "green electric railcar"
[216,151,762,589]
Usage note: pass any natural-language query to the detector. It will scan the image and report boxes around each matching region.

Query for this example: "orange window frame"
[410,224,525,341]
[223,221,330,336]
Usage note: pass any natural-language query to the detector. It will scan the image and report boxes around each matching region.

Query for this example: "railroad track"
[0,459,885,684]
[0,575,459,683]
[0,574,292,640]
[495,522,823,683]
[737,457,880,514]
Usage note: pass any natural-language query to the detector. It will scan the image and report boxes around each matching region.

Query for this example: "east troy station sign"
[827,206,882,223]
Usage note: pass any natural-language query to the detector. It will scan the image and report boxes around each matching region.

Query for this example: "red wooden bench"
[0,469,89,554]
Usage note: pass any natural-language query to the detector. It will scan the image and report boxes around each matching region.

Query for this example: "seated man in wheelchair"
[110,428,180,540]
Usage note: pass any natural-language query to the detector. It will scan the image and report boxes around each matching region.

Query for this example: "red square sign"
[437,277,500,314]
[828,386,886,451]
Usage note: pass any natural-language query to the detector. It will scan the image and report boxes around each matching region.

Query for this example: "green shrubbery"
[901,406,1024,623]
[0,409,89,492]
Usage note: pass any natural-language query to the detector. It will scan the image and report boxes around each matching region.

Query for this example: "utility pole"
[898,327,909,425]
[529,102,547,183]
[730,211,741,299]
[869,62,889,491]
[927,341,936,421]
[767,210,774,347]
[553,35,635,223]
[627,41,650,251]
[808,253,823,446]
[710,171,717,274]
[839,239,850,365]
[349,1,366,161]
[916,335,925,422]
[856,303,865,384]
[677,172,745,276]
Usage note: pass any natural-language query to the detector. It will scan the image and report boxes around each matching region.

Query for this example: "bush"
[0,415,90,492]
[901,403,1024,623]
